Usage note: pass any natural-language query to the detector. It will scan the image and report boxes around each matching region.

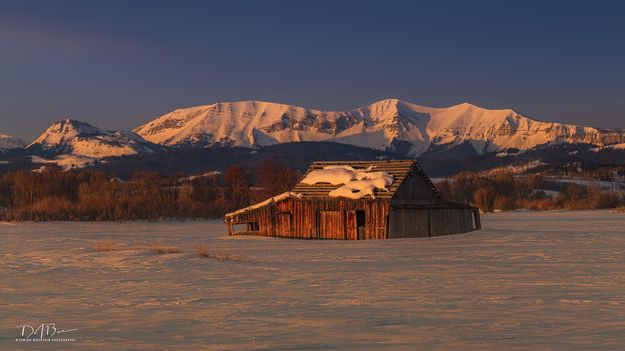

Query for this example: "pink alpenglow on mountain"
[134,99,625,156]
[29,119,157,158]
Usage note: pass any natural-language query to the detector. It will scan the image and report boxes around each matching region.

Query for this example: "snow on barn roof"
[301,165,394,200]
[292,160,440,199]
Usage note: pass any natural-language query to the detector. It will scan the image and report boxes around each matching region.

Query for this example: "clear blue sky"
[1,0,624,141]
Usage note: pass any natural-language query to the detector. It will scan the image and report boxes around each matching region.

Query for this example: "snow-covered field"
[2,211,625,350]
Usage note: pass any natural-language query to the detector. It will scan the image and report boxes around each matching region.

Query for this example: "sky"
[1,0,624,141]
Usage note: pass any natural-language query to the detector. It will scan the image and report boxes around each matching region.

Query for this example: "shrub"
[92,239,115,252]
[494,195,516,211]
[195,243,210,257]
[150,243,180,254]
[592,191,621,209]
[195,243,231,261]
[474,187,496,213]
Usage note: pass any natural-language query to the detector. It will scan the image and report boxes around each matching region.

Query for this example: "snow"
[302,166,372,185]
[534,189,560,197]
[30,154,99,170]
[544,176,625,191]
[134,99,619,157]
[328,179,391,199]
[29,119,156,158]
[0,133,25,150]
[2,211,625,350]
[496,149,525,158]
[430,177,452,183]
[225,191,302,218]
[610,143,625,150]
[487,160,546,174]
[301,166,394,199]
[591,143,625,152]
[177,171,221,182]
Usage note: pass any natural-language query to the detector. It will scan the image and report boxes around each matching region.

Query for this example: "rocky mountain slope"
[134,99,625,156]
[28,119,158,158]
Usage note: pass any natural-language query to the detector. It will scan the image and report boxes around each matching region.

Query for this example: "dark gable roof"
[291,159,440,199]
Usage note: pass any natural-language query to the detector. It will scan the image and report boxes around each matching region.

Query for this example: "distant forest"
[0,161,623,221]
[0,161,301,221]
[438,172,624,213]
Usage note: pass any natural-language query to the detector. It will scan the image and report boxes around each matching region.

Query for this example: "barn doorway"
[356,210,366,240]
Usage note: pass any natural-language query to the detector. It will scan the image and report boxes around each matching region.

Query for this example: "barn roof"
[291,159,440,199]
[225,191,301,219]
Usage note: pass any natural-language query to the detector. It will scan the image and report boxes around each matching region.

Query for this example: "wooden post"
[226,219,233,236]
[474,208,481,230]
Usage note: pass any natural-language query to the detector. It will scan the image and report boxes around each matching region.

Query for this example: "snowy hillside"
[28,119,158,158]
[0,133,25,150]
[134,99,625,156]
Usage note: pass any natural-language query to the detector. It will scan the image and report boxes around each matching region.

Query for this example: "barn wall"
[229,205,478,239]
[391,166,439,205]
[389,207,479,238]
[287,198,389,239]
[227,199,387,239]
[345,210,357,240]
[318,211,344,239]
[389,208,430,238]
[429,208,477,236]
[226,203,276,237]
[227,202,479,239]
[386,163,479,238]
[230,198,389,239]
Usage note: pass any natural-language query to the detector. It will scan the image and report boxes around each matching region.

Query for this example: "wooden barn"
[224,160,480,239]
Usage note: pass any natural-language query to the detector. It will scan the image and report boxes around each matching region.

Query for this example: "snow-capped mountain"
[134,99,625,156]
[0,134,25,150]
[28,119,158,158]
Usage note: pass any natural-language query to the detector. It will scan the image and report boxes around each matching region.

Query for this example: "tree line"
[0,161,301,221]
[1,163,623,221]
[436,171,625,213]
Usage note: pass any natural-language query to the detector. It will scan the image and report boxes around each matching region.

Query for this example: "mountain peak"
[372,98,401,104]
[42,119,102,138]
[28,119,157,158]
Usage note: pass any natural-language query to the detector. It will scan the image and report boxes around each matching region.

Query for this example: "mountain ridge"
[133,99,625,156]
[4,99,625,165]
